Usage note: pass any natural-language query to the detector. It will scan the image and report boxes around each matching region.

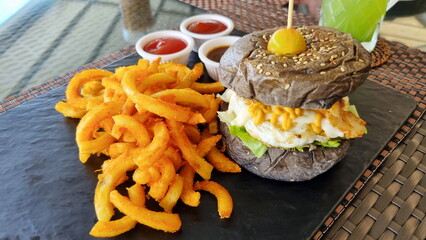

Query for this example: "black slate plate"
[0,53,417,240]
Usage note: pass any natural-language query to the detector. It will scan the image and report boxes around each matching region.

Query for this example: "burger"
[217,26,371,181]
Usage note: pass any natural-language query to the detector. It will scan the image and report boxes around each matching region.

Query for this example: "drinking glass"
[319,0,389,52]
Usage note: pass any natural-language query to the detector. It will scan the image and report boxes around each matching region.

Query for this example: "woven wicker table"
[1,1,425,239]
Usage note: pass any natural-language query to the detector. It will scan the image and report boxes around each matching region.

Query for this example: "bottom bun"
[219,120,351,182]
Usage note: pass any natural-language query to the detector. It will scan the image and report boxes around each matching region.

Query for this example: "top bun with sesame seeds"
[219,26,371,110]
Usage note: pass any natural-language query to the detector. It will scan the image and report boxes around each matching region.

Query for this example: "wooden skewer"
[287,0,294,29]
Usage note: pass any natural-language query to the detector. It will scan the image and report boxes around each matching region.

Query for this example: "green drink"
[319,0,388,51]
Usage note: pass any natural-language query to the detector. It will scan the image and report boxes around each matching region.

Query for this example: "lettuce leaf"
[295,146,305,152]
[346,105,359,117]
[314,139,341,148]
[291,139,341,152]
[229,125,268,158]
[228,125,342,157]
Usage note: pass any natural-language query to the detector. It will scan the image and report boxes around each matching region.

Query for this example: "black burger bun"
[217,26,369,181]
[219,26,371,109]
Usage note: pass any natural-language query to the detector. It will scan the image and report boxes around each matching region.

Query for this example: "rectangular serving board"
[0,52,417,240]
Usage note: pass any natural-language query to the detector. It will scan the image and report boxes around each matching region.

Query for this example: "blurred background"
[0,0,425,101]
[0,0,205,100]
[381,0,426,50]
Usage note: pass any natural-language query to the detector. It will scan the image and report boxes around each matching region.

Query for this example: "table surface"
[1,0,426,240]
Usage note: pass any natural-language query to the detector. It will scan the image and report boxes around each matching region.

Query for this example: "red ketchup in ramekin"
[187,20,227,34]
[143,37,187,55]
[180,14,234,52]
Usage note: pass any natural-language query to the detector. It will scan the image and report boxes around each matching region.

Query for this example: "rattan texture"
[180,0,290,10]
[213,0,317,32]
[2,1,426,239]
[371,38,392,68]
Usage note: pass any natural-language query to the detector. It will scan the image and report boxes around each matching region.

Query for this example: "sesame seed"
[341,51,346,56]
[285,84,290,90]
[271,61,275,65]
[303,61,308,64]
[259,69,264,74]
[341,66,346,72]
[256,63,263,69]
[320,63,326,66]
[265,72,271,76]
[359,59,364,62]
[320,71,326,74]
[283,63,288,67]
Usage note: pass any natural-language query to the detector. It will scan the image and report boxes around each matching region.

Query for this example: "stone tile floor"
[381,13,426,51]
[0,0,203,100]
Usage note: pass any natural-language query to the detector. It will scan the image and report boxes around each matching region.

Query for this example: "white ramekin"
[135,30,194,65]
[198,35,241,81]
[180,14,234,52]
